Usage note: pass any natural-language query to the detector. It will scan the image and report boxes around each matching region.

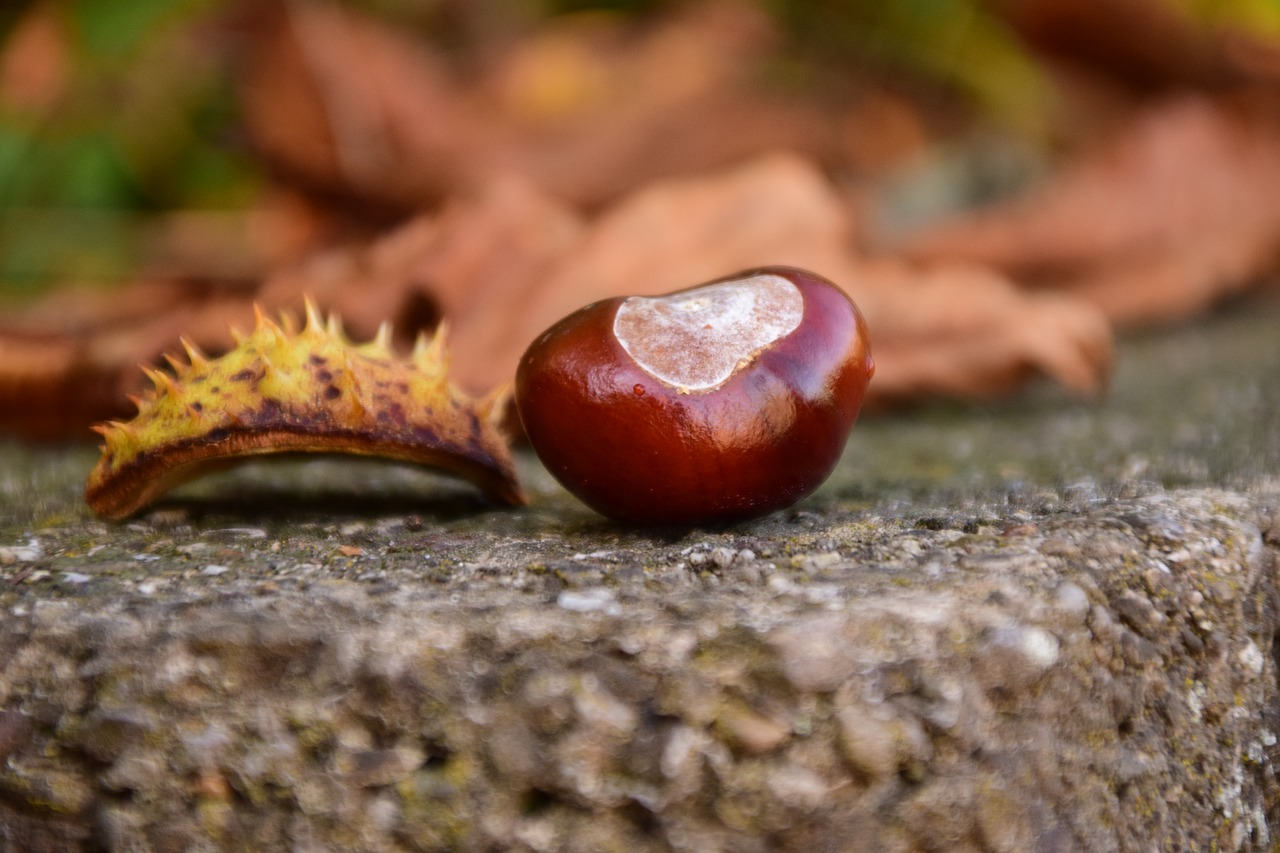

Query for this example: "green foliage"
[1181,0,1280,35]
[69,0,191,59]
[0,0,259,293]
[764,0,1055,137]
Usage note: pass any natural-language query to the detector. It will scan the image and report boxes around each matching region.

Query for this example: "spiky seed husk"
[85,303,523,520]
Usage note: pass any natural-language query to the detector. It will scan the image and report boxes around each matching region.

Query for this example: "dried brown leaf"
[0,286,263,439]
[854,259,1114,406]
[0,3,70,113]
[995,0,1280,90]
[257,175,586,392]
[239,2,488,213]
[432,154,1113,407]
[236,1,850,210]
[903,95,1280,326]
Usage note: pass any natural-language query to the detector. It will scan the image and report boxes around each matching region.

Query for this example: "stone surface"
[1,297,1279,851]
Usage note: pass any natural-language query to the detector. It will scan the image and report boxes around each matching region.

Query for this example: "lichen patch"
[84,301,524,520]
[612,274,802,391]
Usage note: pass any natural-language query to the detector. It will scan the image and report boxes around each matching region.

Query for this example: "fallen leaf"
[0,281,262,439]
[902,94,1280,326]
[238,1,488,215]
[994,0,1280,91]
[493,154,1113,407]
[852,258,1113,405]
[0,4,70,114]
[235,0,856,211]
[257,174,587,392]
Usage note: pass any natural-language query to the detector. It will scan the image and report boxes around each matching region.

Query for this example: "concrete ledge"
[3,488,1277,852]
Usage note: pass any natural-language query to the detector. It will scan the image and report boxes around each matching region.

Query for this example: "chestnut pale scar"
[612,274,803,391]
[84,300,525,520]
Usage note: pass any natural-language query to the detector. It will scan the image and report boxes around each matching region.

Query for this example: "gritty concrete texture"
[2,297,1280,852]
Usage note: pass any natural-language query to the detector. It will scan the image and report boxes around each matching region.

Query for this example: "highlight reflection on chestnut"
[515,266,874,525]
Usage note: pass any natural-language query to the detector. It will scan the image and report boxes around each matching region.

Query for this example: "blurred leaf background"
[0,0,259,291]
[2,0,1278,297]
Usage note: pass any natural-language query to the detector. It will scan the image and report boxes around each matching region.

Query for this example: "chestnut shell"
[515,266,874,525]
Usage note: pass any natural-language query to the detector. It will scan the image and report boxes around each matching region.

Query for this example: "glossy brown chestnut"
[515,266,874,525]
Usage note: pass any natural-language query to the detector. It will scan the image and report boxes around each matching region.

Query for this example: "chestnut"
[515,266,874,525]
